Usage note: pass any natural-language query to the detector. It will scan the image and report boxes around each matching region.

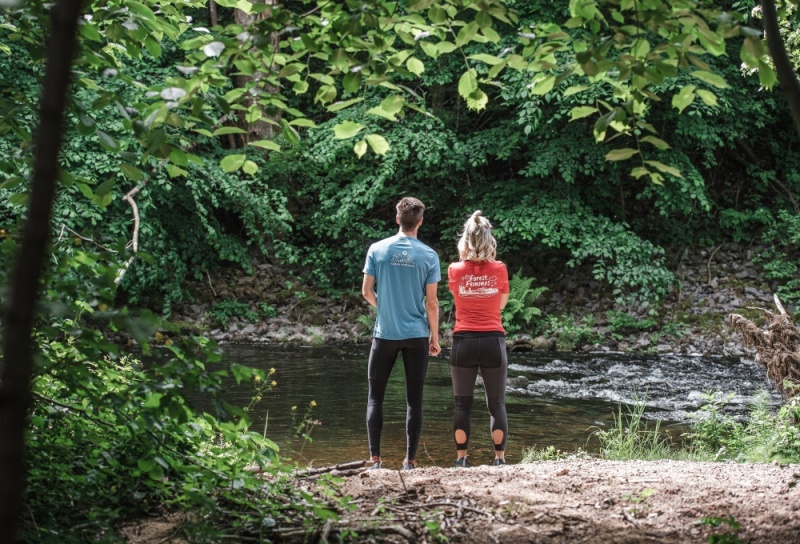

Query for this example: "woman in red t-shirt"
[448,210,510,467]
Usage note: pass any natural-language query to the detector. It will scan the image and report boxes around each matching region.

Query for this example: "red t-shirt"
[448,260,509,334]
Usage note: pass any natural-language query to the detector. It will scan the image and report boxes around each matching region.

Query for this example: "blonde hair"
[457,210,496,262]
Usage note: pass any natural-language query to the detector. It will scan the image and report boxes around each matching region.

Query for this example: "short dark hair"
[396,197,425,231]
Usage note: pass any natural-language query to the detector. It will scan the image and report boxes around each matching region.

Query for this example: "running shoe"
[369,460,382,470]
[401,461,415,471]
[454,457,469,468]
[492,458,506,466]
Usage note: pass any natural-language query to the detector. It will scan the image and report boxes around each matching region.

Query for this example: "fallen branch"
[294,460,366,477]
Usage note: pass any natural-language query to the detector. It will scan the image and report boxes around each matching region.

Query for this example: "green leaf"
[333,121,365,140]
[293,80,309,94]
[605,148,639,161]
[220,154,246,172]
[757,60,777,90]
[696,89,718,107]
[213,126,247,136]
[342,72,362,93]
[144,393,163,409]
[644,160,682,178]
[564,85,589,97]
[529,74,556,96]
[249,140,281,152]
[281,119,301,145]
[354,139,368,158]
[407,57,425,75]
[455,21,479,46]
[96,130,118,152]
[365,134,389,155]
[242,160,258,175]
[458,70,478,100]
[570,106,598,120]
[468,53,503,65]
[327,97,364,112]
[437,42,457,55]
[672,85,696,113]
[691,70,728,89]
[121,165,143,182]
[466,89,488,111]
[640,136,670,150]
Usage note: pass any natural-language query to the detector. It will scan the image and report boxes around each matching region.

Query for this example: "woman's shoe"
[492,457,506,466]
[401,461,416,471]
[454,457,469,468]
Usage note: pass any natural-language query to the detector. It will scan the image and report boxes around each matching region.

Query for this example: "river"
[213,345,779,468]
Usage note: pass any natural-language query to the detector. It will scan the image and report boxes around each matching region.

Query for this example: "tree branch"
[762,0,800,138]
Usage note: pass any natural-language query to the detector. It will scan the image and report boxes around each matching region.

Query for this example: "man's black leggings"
[450,333,508,452]
[366,337,429,460]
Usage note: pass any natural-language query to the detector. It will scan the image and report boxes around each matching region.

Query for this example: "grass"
[521,391,800,465]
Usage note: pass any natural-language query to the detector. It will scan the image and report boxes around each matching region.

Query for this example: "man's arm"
[425,282,441,356]
[362,274,377,308]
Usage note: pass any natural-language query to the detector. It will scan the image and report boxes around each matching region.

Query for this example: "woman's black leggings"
[450,334,508,452]
[366,337,429,460]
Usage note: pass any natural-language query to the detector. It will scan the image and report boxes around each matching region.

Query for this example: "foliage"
[15,244,332,541]
[545,314,600,351]
[686,391,800,464]
[206,299,276,329]
[502,270,547,333]
[700,515,744,544]
[758,209,800,305]
[594,396,678,460]
[606,310,658,337]
[519,445,589,462]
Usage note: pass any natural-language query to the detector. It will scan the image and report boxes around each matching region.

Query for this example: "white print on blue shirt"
[390,250,416,267]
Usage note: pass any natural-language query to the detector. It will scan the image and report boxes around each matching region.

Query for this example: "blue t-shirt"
[363,234,441,340]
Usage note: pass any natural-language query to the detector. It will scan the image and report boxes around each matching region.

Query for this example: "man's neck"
[398,228,418,238]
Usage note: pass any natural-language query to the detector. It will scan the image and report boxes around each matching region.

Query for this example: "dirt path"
[329,459,800,543]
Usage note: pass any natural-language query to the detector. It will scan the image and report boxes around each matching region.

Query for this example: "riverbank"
[170,243,776,358]
[123,459,800,543]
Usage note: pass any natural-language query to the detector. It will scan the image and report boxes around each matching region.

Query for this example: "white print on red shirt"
[458,274,499,297]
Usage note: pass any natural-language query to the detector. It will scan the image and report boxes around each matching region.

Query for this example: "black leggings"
[366,337,429,460]
[450,334,508,452]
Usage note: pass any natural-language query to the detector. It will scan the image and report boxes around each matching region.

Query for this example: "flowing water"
[210,345,779,468]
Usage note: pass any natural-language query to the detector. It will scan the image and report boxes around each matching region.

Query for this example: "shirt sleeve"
[499,263,510,294]
[425,252,441,284]
[363,246,375,276]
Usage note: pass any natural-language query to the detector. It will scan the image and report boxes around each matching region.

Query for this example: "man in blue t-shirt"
[361,196,441,471]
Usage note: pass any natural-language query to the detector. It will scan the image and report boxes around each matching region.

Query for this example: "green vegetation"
[533,390,800,464]
[4,0,800,540]
[502,270,548,333]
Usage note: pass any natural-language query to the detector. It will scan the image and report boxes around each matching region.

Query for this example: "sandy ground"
[122,458,800,543]
[324,459,800,543]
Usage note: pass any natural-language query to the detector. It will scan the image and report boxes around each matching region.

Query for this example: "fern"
[502,269,548,333]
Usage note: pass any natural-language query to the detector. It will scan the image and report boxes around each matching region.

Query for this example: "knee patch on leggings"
[486,395,508,451]
[453,395,473,450]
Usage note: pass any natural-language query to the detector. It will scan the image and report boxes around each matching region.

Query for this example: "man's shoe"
[401,461,415,471]
[454,457,469,468]
[492,458,506,466]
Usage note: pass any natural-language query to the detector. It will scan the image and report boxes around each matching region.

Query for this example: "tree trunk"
[233,0,280,145]
[0,0,83,539]
[762,0,800,138]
